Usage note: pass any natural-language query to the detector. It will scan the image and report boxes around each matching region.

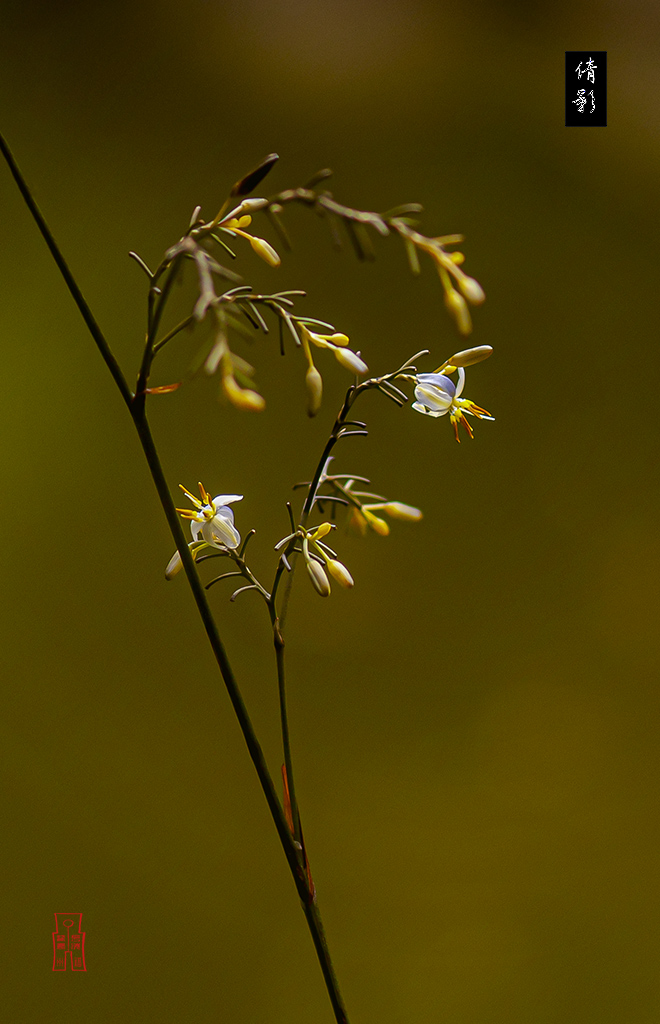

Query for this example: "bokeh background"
[1,1,659,1022]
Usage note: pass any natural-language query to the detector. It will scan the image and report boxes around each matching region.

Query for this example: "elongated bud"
[230,153,279,198]
[311,522,333,540]
[334,347,368,375]
[205,338,227,375]
[222,373,266,411]
[307,329,350,348]
[446,345,493,368]
[444,289,472,336]
[165,550,183,580]
[249,235,281,267]
[458,275,485,305]
[382,502,423,522]
[305,365,323,417]
[363,508,390,536]
[307,558,331,596]
[235,197,268,214]
[326,559,355,588]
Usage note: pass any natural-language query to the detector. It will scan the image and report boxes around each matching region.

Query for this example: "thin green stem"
[153,313,195,353]
[134,411,349,1024]
[266,388,366,862]
[1,133,350,1024]
[134,257,183,410]
[270,606,302,845]
[139,410,349,1023]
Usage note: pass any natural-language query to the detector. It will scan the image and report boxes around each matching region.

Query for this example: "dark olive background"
[1,2,659,1022]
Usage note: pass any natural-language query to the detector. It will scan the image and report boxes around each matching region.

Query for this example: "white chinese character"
[576,58,597,83]
[588,89,595,113]
[572,89,587,113]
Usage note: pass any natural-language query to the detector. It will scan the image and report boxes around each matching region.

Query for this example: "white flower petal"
[411,401,445,418]
[416,372,456,397]
[455,367,466,397]
[212,494,243,506]
[414,383,453,412]
[203,516,241,549]
[191,521,203,541]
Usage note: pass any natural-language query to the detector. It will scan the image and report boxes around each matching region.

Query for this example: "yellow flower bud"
[308,330,350,347]
[305,365,323,417]
[326,559,355,588]
[165,550,183,580]
[307,558,331,596]
[311,522,333,540]
[382,502,423,522]
[362,508,390,536]
[334,347,368,375]
[222,373,266,412]
[249,235,281,267]
[444,289,472,336]
[445,345,493,368]
[457,275,485,305]
[227,215,252,229]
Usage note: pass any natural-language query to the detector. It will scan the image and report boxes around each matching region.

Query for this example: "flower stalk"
[2,133,493,1024]
[1,132,349,1024]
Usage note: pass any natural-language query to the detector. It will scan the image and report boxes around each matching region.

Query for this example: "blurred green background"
[1,1,659,1022]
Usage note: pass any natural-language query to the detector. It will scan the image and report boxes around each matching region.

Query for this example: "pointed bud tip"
[326,559,355,588]
[165,551,183,580]
[305,365,323,417]
[250,235,281,267]
[307,559,331,596]
[231,153,279,198]
[334,347,369,375]
[446,345,493,368]
[458,276,486,305]
[383,502,423,522]
[444,289,472,335]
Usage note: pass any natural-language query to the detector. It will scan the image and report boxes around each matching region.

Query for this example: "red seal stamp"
[52,913,86,971]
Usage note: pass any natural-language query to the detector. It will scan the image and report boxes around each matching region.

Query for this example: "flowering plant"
[0,138,493,1024]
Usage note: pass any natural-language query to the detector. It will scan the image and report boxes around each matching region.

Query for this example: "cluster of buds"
[390,219,485,337]
[204,316,266,412]
[436,253,486,337]
[349,499,423,537]
[300,324,368,417]
[411,345,494,442]
[315,462,423,537]
[276,523,354,597]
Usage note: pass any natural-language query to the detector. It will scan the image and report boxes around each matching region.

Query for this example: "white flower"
[166,482,243,578]
[412,367,494,442]
[177,482,243,548]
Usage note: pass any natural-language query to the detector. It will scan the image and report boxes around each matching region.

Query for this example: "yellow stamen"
[178,484,203,508]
